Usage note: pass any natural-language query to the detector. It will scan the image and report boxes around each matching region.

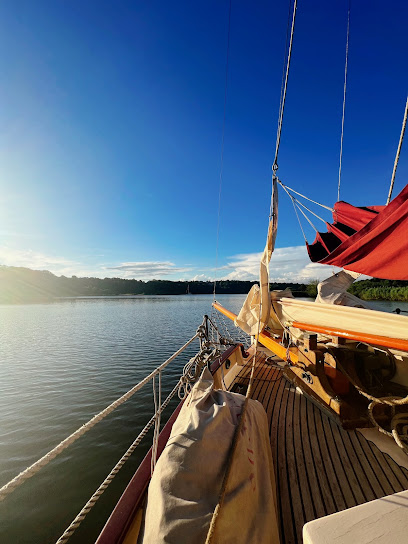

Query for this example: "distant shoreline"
[1,265,408,303]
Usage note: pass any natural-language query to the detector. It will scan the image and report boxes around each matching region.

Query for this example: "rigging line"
[294,198,327,225]
[213,0,232,299]
[277,0,294,136]
[278,181,308,241]
[277,179,334,211]
[337,0,351,202]
[296,203,320,234]
[387,96,408,204]
[273,0,298,172]
[290,196,308,243]
[279,178,327,224]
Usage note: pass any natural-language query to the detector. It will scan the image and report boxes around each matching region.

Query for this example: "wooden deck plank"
[364,438,405,494]
[228,352,408,543]
[355,431,396,497]
[328,418,366,504]
[321,411,358,508]
[298,393,327,520]
[347,431,385,499]
[285,385,306,544]
[313,407,348,512]
[277,381,297,544]
[340,430,377,502]
[292,388,315,523]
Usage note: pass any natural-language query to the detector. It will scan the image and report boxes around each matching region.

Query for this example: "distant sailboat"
[186,283,192,295]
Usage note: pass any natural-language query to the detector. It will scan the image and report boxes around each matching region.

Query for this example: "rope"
[213,0,232,299]
[151,370,162,474]
[337,1,351,202]
[205,283,261,544]
[205,352,257,544]
[178,345,219,399]
[277,0,295,133]
[205,0,296,537]
[204,397,249,544]
[290,196,308,242]
[368,402,408,455]
[0,332,199,502]
[278,180,334,211]
[55,382,180,544]
[278,179,329,240]
[329,347,408,455]
[295,202,320,234]
[294,198,327,224]
[387,95,408,204]
[273,0,297,172]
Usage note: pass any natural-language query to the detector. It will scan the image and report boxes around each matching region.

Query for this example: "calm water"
[0,295,406,544]
[0,294,248,544]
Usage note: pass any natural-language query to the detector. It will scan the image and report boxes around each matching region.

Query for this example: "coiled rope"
[329,347,408,455]
[0,332,199,502]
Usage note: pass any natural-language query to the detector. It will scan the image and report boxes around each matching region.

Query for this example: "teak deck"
[229,353,408,544]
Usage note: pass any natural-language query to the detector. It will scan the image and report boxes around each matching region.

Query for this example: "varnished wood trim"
[292,321,408,352]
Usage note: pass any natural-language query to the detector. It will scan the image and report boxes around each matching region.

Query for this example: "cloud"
[0,247,80,276]
[220,245,340,282]
[0,246,196,280]
[105,261,193,279]
[191,273,213,281]
[0,244,341,284]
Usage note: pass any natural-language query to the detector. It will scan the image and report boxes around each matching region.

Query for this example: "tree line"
[0,266,310,303]
[1,265,408,303]
[348,279,408,301]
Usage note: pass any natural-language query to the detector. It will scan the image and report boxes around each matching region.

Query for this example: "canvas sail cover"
[139,369,280,544]
[307,183,408,280]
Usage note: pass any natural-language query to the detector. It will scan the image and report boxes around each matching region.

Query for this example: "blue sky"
[0,1,407,282]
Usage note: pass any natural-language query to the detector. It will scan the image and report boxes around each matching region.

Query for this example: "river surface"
[0,295,406,544]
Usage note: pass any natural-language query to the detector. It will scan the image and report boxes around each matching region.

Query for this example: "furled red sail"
[307,183,408,279]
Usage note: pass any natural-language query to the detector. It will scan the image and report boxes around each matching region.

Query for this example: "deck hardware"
[301,371,313,384]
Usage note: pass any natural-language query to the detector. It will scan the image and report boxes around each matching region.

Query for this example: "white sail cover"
[315,270,371,308]
[276,297,408,341]
[139,369,280,544]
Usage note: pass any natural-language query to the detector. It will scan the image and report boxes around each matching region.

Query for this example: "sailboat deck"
[229,352,408,544]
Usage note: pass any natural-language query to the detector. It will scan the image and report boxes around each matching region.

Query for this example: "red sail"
[306,184,408,279]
